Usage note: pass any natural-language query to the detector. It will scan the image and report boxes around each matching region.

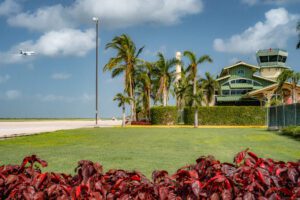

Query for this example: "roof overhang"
[216,75,230,82]
[252,75,276,83]
[223,61,260,70]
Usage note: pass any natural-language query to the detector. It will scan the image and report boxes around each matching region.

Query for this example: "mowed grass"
[0,128,299,177]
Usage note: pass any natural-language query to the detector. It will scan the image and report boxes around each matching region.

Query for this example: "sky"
[0,0,299,118]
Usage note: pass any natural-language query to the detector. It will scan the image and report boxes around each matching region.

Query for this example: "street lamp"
[92,17,99,125]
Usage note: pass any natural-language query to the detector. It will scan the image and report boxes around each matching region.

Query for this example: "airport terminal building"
[215,49,297,106]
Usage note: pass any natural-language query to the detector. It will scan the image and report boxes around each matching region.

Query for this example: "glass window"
[231,80,236,84]
[260,56,268,63]
[230,89,250,95]
[222,90,230,95]
[278,55,283,62]
[282,56,287,63]
[253,81,262,86]
[269,55,277,62]
[236,79,247,83]
[237,69,245,76]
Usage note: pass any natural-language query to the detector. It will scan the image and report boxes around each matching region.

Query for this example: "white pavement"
[0,120,122,139]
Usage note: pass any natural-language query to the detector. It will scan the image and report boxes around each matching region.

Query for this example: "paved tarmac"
[0,120,122,139]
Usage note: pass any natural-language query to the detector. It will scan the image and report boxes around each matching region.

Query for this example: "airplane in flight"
[19,49,35,56]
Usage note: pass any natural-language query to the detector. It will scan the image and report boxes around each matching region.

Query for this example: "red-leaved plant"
[0,149,299,199]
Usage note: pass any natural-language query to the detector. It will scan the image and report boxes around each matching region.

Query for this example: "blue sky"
[0,0,299,118]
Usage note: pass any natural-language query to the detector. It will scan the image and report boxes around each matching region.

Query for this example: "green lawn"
[0,128,299,177]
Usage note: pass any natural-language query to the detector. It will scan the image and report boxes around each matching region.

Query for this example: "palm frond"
[197,55,213,64]
[183,51,196,64]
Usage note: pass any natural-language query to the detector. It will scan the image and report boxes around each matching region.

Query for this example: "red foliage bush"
[0,149,299,199]
[130,121,152,125]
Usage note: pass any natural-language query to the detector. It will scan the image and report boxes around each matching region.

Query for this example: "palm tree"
[200,72,219,106]
[186,90,204,128]
[113,93,133,127]
[183,51,213,127]
[277,69,300,103]
[152,52,177,106]
[173,68,193,109]
[297,21,300,49]
[135,62,153,120]
[104,34,144,121]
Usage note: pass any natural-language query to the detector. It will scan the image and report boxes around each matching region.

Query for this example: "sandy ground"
[0,120,122,139]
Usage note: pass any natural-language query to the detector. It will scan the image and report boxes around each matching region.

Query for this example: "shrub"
[184,106,266,125]
[150,106,178,125]
[281,126,300,137]
[1,150,300,199]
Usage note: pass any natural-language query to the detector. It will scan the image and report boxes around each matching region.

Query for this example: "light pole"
[92,17,99,125]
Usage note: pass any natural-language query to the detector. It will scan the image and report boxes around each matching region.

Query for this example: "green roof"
[216,96,242,102]
[230,83,253,89]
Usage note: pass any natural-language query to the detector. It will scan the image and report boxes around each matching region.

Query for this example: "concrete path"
[0,120,122,139]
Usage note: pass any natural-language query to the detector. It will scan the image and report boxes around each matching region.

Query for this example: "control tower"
[256,48,290,80]
[175,51,182,83]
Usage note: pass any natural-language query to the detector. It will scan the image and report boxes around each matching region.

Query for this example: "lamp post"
[92,17,99,125]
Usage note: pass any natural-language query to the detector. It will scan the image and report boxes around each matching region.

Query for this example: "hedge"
[150,106,178,125]
[281,126,300,138]
[184,106,266,125]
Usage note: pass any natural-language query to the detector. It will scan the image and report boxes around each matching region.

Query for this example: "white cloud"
[51,73,72,80]
[36,94,74,102]
[0,28,95,64]
[242,0,258,6]
[0,74,10,83]
[25,28,95,57]
[7,4,74,32]
[7,0,203,31]
[242,0,300,5]
[36,93,94,102]
[0,0,21,16]
[213,8,299,54]
[5,90,21,100]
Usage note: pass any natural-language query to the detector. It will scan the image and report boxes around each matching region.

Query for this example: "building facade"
[216,49,290,105]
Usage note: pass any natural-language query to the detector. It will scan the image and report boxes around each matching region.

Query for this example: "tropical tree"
[277,69,300,103]
[173,68,193,109]
[200,72,219,106]
[135,62,153,120]
[297,21,300,49]
[113,93,133,127]
[104,34,144,121]
[184,51,213,127]
[186,90,204,128]
[152,52,177,106]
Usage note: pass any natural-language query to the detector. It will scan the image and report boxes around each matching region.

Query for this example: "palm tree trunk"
[193,76,198,128]
[194,108,198,128]
[148,88,151,120]
[293,84,297,104]
[129,77,136,121]
[122,105,126,127]
[163,85,167,107]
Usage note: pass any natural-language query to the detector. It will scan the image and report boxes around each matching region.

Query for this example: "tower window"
[269,55,277,62]
[259,56,268,63]
[282,56,287,62]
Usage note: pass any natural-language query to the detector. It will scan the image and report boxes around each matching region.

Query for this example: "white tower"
[175,51,182,83]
